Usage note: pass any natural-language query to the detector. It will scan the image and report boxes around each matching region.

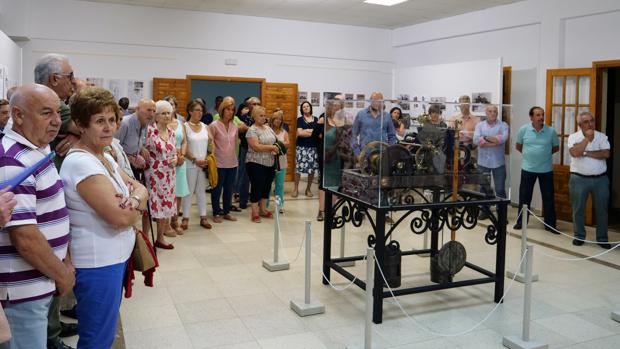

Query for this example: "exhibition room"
[1,0,620,348]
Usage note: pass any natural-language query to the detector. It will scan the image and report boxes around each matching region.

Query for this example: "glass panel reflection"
[565,76,577,104]
[552,106,563,135]
[564,106,576,135]
[553,76,564,104]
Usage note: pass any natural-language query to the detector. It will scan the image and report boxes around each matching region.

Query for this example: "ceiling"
[78,0,523,29]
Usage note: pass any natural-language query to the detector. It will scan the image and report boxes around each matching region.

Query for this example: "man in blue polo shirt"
[351,91,397,156]
[513,106,559,231]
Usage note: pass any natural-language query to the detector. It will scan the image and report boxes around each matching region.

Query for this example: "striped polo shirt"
[0,126,70,303]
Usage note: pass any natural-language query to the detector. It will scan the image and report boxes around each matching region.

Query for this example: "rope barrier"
[320,255,367,292]
[373,249,528,338]
[525,207,620,245]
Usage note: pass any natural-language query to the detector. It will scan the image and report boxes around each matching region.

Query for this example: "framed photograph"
[355,93,365,108]
[298,91,308,105]
[430,96,446,110]
[398,94,410,110]
[471,92,492,113]
[345,93,354,108]
[310,92,320,107]
[323,92,341,106]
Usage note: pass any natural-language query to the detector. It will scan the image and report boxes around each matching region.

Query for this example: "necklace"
[189,120,201,126]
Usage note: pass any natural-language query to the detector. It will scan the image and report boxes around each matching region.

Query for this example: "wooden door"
[545,68,593,224]
[152,78,189,117]
[264,82,298,181]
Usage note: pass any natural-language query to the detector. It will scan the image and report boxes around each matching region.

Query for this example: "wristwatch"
[130,195,142,207]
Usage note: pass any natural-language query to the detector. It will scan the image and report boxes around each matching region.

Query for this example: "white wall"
[0,29,21,98]
[1,0,393,112]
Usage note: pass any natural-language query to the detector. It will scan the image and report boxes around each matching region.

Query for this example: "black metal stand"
[321,188,508,324]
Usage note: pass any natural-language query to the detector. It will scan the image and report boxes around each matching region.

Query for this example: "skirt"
[295,145,319,175]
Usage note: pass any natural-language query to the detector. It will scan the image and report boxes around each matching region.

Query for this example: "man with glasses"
[33,53,78,349]
[568,111,611,249]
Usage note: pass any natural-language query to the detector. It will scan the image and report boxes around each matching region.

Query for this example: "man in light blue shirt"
[513,106,559,231]
[473,104,509,202]
[351,92,397,156]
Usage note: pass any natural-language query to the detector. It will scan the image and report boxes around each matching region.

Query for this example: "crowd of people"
[0,52,613,349]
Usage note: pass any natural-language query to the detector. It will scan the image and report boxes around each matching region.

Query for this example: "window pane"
[552,106,563,135]
[565,106,576,135]
[553,76,564,104]
[578,76,590,105]
[562,138,570,166]
[553,141,561,164]
[565,76,577,104]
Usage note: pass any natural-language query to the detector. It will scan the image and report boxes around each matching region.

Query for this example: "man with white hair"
[0,84,74,349]
[568,111,611,249]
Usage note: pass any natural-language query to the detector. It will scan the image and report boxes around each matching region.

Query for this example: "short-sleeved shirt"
[473,120,509,169]
[351,107,397,155]
[209,120,239,169]
[60,151,134,268]
[568,130,610,176]
[516,123,559,173]
[0,126,70,303]
[296,116,318,148]
[114,113,147,156]
[246,125,276,167]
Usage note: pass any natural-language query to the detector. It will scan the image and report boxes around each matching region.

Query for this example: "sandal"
[305,189,313,197]
[155,240,174,250]
[317,211,324,221]
[291,189,298,198]
[170,216,183,234]
[259,211,273,219]
[251,215,261,223]
[200,218,212,229]
[230,205,242,212]
[180,218,189,230]
[164,230,177,238]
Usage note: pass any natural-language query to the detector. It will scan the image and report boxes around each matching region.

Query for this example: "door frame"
[591,60,620,130]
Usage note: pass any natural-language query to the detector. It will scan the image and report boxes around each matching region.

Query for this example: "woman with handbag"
[182,99,213,229]
[144,100,178,249]
[267,109,289,213]
[60,87,148,348]
[246,106,279,223]
[209,96,239,223]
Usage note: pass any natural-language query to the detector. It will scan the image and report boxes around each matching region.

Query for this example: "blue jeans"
[74,262,126,349]
[516,170,556,228]
[267,169,286,209]
[236,147,250,208]
[478,165,506,199]
[211,167,237,215]
[569,174,609,242]
[1,295,52,349]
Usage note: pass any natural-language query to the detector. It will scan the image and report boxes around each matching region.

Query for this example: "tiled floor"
[119,190,620,349]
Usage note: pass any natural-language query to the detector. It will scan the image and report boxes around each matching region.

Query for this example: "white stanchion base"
[611,310,620,322]
[262,259,290,272]
[503,336,548,349]
[506,270,539,283]
[336,260,356,267]
[290,299,325,317]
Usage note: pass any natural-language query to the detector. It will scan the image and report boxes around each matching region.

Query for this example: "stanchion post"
[346,247,374,349]
[262,198,290,272]
[506,205,538,283]
[503,245,548,349]
[291,221,325,317]
[336,223,355,267]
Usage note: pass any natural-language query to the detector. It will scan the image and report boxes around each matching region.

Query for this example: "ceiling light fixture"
[363,0,408,6]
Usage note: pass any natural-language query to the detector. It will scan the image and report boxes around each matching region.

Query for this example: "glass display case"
[321,98,513,208]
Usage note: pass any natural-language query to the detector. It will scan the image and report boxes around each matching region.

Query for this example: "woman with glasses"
[144,100,178,249]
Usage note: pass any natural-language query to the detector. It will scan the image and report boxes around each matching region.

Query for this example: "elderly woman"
[60,87,148,348]
[144,100,178,249]
[246,106,279,223]
[267,108,289,213]
[292,101,318,198]
[209,96,239,222]
[182,99,213,229]
[165,97,190,234]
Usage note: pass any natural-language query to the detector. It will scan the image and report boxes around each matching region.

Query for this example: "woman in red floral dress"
[145,100,178,249]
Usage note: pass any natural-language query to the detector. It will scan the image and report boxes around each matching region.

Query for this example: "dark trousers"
[211,167,237,215]
[246,162,276,203]
[516,170,556,228]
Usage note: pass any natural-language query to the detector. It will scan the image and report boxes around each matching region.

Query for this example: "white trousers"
[183,167,207,218]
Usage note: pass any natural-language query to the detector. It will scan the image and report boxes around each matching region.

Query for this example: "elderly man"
[448,95,480,146]
[473,104,509,219]
[568,112,611,249]
[34,54,79,169]
[351,92,397,156]
[514,106,560,231]
[0,84,75,349]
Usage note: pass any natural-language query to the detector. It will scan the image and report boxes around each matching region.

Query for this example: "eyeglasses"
[581,119,595,124]
[55,71,75,80]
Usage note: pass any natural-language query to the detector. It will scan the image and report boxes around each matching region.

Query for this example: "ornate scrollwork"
[409,209,431,235]
[331,199,368,229]
[485,224,498,245]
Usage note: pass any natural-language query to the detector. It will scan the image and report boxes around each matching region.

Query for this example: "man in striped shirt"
[0,84,74,349]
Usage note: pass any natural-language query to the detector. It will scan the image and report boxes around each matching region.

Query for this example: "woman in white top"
[267,109,289,213]
[182,99,213,229]
[60,87,148,348]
